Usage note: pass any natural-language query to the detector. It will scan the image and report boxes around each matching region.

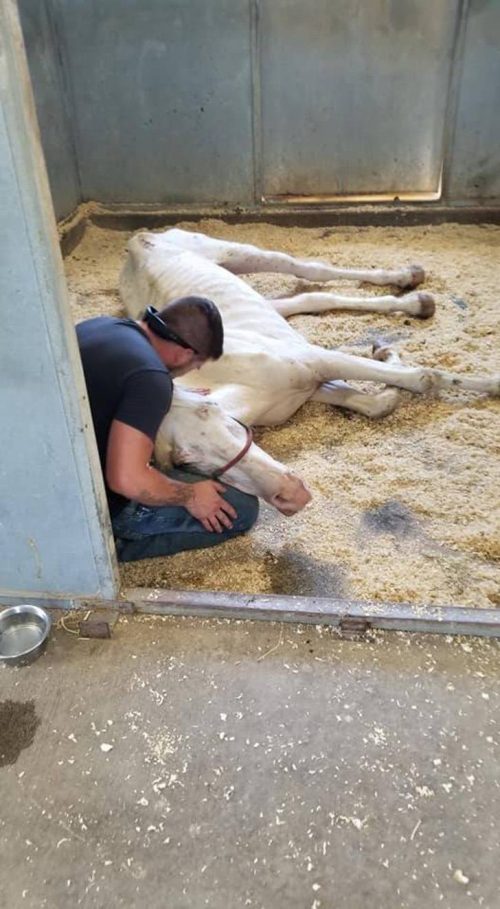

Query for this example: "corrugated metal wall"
[20,0,500,215]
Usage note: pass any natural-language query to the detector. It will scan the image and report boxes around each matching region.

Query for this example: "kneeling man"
[77,297,258,562]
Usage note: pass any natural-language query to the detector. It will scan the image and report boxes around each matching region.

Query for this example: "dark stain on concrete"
[362,499,418,539]
[0,700,40,767]
[266,547,346,597]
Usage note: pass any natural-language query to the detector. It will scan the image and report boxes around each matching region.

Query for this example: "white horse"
[120,229,499,514]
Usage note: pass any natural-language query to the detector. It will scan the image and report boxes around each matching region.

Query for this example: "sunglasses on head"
[144,306,198,354]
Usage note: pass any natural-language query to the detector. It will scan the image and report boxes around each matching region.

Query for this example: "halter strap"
[212,420,254,479]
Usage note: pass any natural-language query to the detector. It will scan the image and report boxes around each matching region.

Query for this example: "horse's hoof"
[372,340,393,361]
[416,292,436,319]
[399,264,425,289]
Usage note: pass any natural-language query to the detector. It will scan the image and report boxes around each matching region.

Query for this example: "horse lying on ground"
[120,228,499,515]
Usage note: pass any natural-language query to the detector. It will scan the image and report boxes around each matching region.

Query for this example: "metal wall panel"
[259,0,460,197]
[18,0,500,212]
[447,0,500,200]
[17,0,80,219]
[52,0,254,204]
[0,1,118,599]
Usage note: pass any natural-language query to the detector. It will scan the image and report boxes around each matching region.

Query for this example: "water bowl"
[0,605,51,667]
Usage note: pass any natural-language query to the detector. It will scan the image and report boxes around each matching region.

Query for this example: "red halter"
[212,420,254,479]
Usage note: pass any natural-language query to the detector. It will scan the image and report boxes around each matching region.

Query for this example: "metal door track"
[120,589,500,639]
[2,589,499,639]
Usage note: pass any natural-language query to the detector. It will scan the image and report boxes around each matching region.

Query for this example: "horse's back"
[122,230,299,342]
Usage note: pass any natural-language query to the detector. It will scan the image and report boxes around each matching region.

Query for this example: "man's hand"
[186,480,237,533]
[106,422,238,532]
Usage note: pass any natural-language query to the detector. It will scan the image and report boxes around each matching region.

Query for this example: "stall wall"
[20,0,500,209]
[446,0,500,200]
[0,0,118,600]
[18,0,80,219]
[51,0,255,205]
[258,0,460,197]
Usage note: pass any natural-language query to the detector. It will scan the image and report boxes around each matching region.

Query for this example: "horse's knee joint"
[368,389,401,418]
[419,368,440,394]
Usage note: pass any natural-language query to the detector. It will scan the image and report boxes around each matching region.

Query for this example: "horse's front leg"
[272,289,435,320]
[312,380,401,418]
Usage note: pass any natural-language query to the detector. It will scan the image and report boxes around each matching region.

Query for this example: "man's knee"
[242,493,259,531]
[226,487,259,532]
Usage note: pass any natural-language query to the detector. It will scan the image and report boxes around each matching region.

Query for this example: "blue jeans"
[112,468,259,563]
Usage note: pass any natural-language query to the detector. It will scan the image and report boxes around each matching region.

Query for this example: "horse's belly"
[180,344,317,424]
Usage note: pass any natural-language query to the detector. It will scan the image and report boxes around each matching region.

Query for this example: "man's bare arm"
[106,420,237,532]
[106,420,191,506]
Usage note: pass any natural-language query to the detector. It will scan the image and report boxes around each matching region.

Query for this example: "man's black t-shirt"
[76,317,173,517]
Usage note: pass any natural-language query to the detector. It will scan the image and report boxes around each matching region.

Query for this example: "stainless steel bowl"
[0,605,51,667]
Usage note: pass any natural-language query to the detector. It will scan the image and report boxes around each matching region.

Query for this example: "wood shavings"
[257,624,284,661]
[410,819,422,840]
[59,610,92,636]
[67,221,500,607]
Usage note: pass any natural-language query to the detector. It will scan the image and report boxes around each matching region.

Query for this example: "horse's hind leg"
[164,230,426,290]
[220,245,425,290]
[272,289,435,320]
[314,345,500,397]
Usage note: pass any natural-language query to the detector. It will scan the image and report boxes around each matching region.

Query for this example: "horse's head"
[155,389,311,515]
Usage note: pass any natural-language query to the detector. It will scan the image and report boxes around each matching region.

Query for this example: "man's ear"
[177,347,196,368]
[168,345,193,368]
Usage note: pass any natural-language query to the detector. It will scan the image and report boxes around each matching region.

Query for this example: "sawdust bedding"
[65,220,500,608]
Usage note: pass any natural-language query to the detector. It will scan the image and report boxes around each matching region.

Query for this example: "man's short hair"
[158,296,223,360]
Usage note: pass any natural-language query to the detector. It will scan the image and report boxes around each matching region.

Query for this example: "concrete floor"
[1,616,499,909]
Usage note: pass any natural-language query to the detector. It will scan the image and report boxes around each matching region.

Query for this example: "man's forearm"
[130,464,194,507]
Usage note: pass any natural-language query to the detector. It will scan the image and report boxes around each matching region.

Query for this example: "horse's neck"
[153,386,202,468]
[169,385,207,413]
